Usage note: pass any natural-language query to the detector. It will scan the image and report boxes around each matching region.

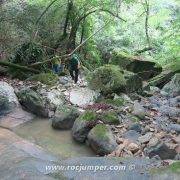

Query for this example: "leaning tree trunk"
[0,61,40,73]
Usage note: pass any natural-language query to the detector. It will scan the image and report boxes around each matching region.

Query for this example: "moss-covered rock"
[87,65,126,95]
[127,114,140,123]
[17,88,48,117]
[87,124,117,155]
[100,111,120,125]
[110,50,162,80]
[110,50,134,69]
[72,111,98,143]
[123,71,142,93]
[52,105,80,130]
[101,98,124,107]
[28,73,58,86]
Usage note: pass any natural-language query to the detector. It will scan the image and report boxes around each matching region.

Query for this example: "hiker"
[52,55,61,74]
[68,49,80,84]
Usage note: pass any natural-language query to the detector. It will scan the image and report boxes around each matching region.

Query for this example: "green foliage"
[13,42,45,65]
[0,0,179,72]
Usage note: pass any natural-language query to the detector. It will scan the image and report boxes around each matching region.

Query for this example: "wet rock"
[147,142,177,160]
[51,105,80,130]
[132,101,146,119]
[87,124,117,155]
[128,123,142,133]
[123,130,141,142]
[0,81,19,115]
[72,111,98,143]
[138,132,153,144]
[17,88,49,117]
[162,73,180,97]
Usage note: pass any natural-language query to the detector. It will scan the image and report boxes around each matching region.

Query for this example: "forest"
[0,0,180,179]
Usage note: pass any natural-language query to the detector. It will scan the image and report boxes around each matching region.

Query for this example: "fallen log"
[0,61,40,74]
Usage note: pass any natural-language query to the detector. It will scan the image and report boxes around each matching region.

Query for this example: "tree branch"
[29,20,112,67]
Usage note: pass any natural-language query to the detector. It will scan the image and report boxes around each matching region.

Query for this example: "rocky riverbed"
[0,72,179,179]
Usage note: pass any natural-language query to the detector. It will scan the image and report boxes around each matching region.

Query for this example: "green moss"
[79,111,97,122]
[100,111,119,125]
[111,50,134,69]
[28,73,58,85]
[103,98,124,107]
[91,124,109,140]
[88,65,126,94]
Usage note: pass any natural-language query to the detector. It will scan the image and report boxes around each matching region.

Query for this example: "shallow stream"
[14,118,95,159]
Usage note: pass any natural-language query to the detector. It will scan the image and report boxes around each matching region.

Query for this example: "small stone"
[128,123,142,133]
[123,130,141,142]
[148,137,159,147]
[172,135,180,144]
[138,132,153,144]
[127,143,140,153]
[155,131,165,139]
[150,128,155,132]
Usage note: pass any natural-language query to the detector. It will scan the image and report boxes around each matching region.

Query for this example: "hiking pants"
[69,69,79,83]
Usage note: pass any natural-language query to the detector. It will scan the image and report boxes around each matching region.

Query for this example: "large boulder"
[162,73,180,97]
[110,51,135,69]
[67,87,99,107]
[147,142,177,160]
[110,50,162,80]
[87,65,126,95]
[0,81,19,115]
[39,89,65,112]
[124,71,142,93]
[51,105,80,130]
[17,88,48,117]
[87,124,118,155]
[72,111,98,143]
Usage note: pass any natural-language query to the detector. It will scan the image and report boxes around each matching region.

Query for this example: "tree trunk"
[67,23,79,49]
[0,61,40,73]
